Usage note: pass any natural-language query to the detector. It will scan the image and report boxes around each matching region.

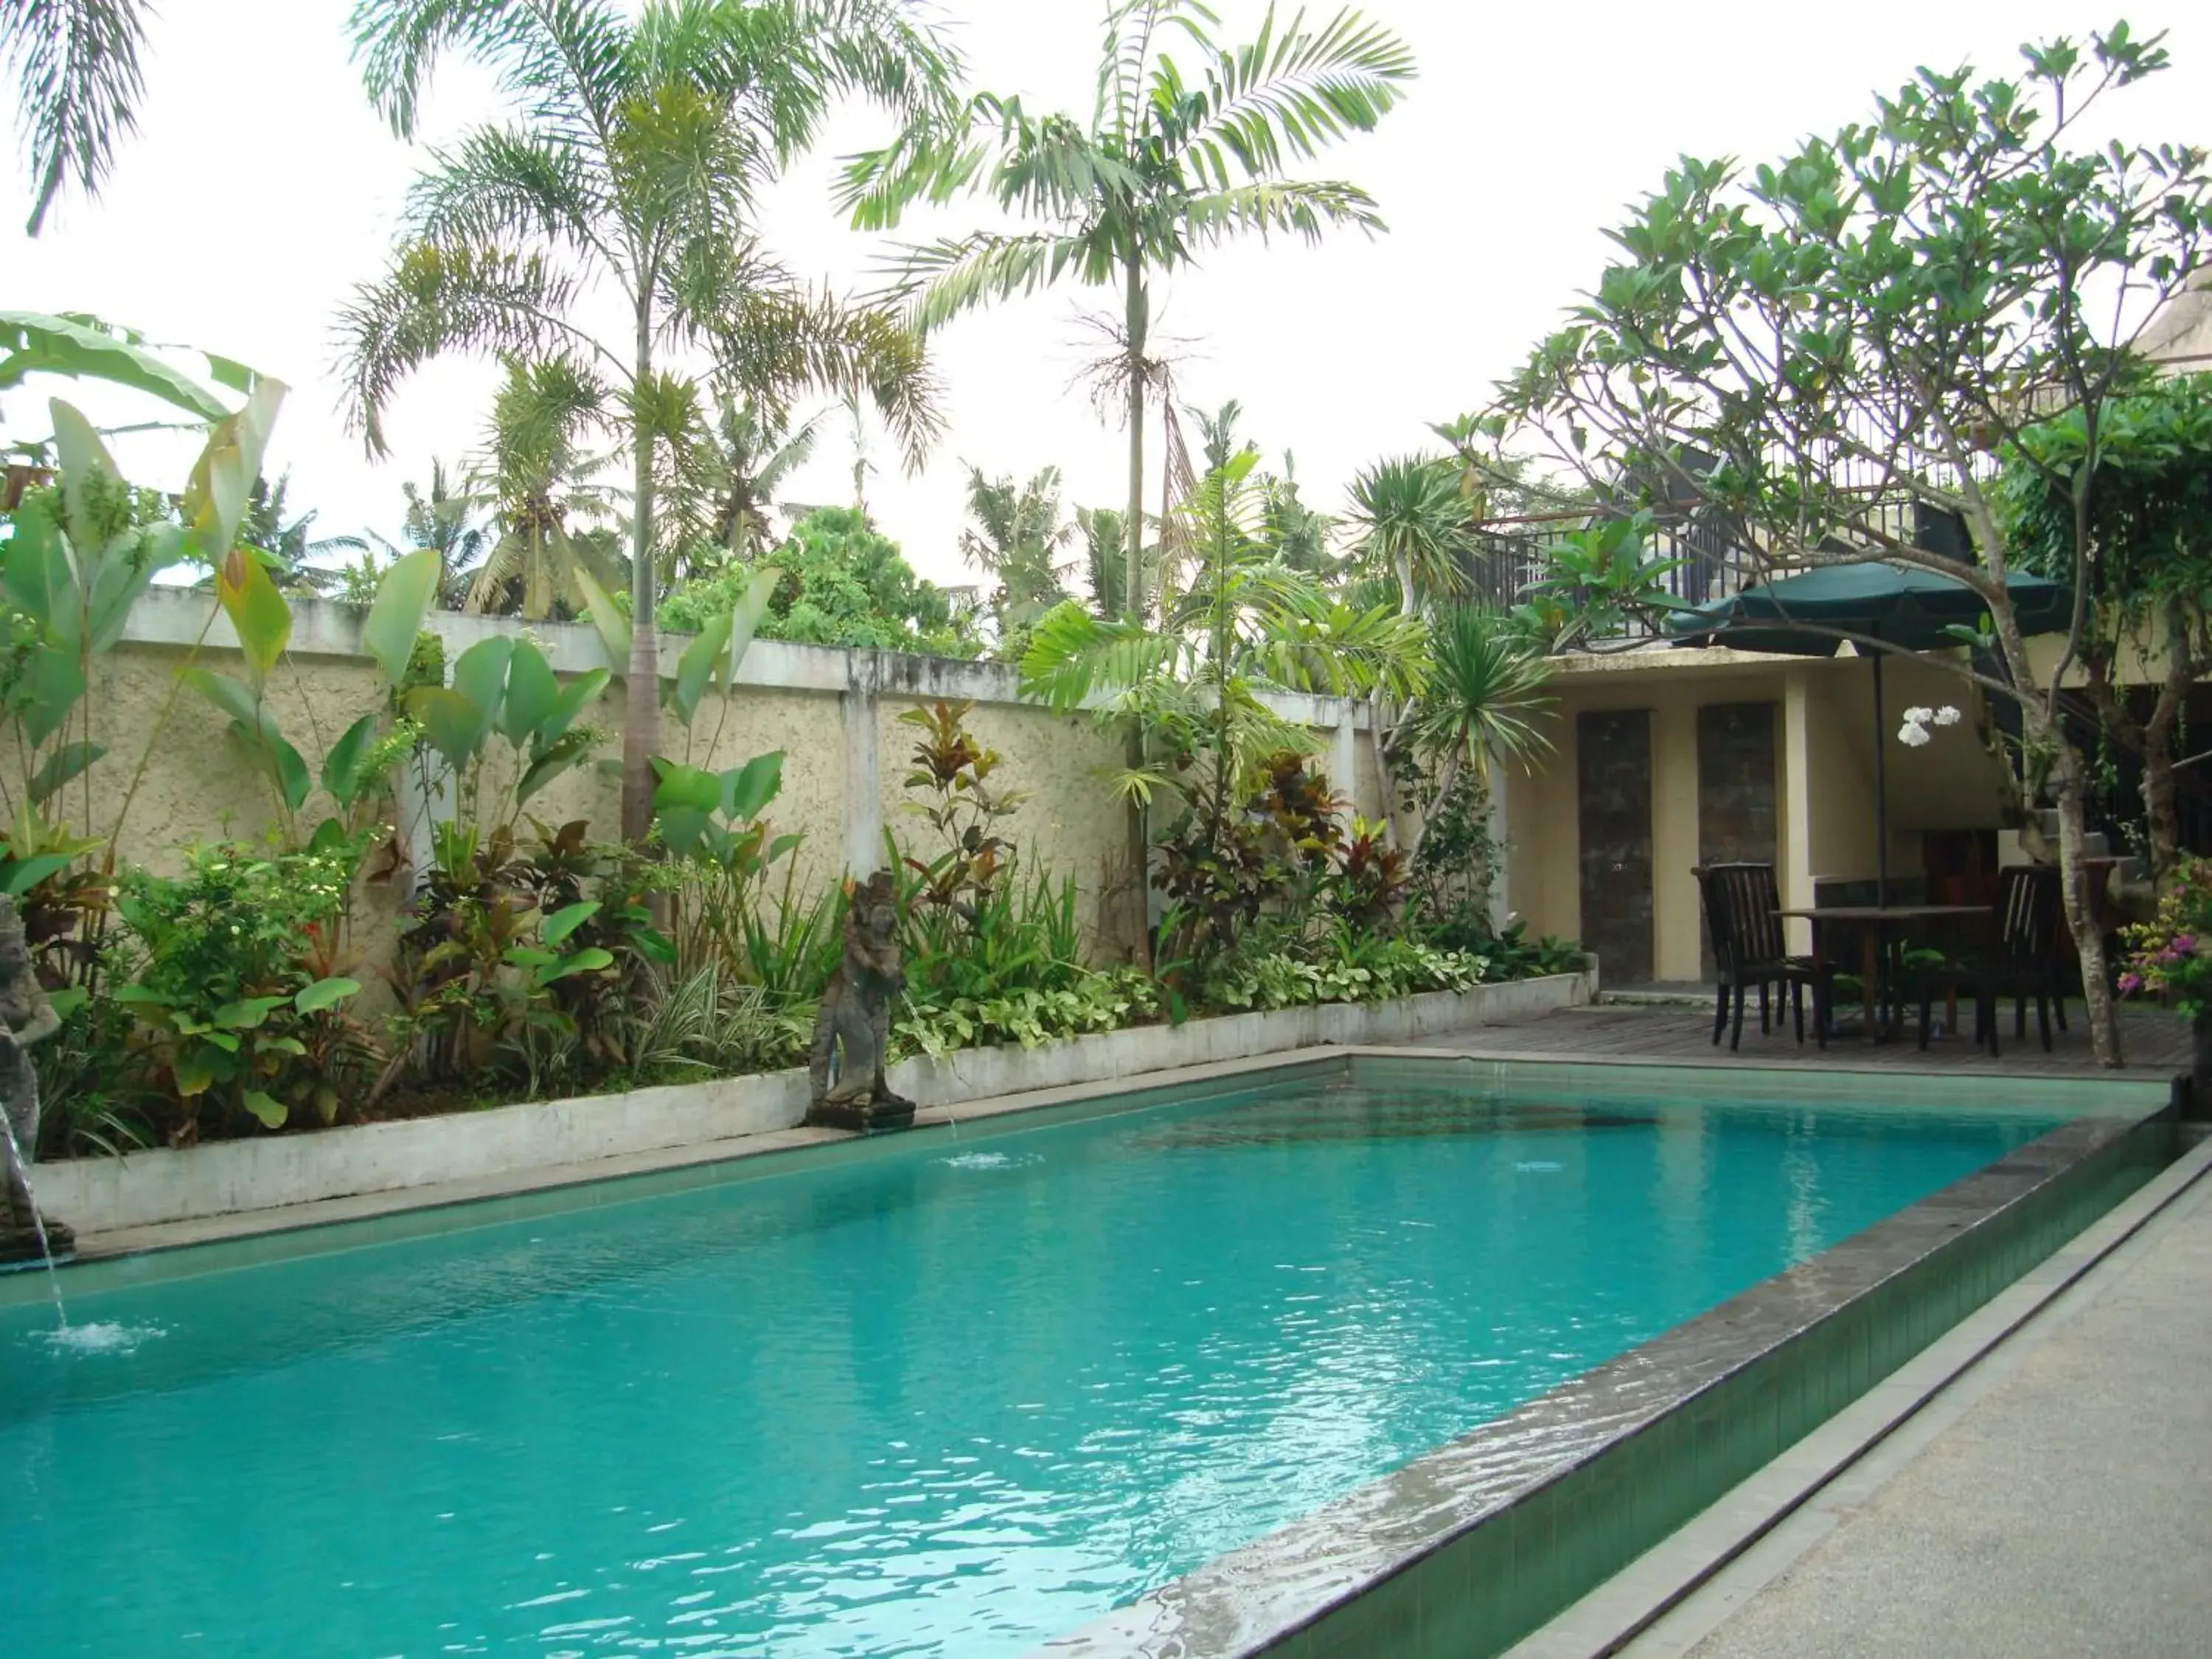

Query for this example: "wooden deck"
[1419,1000,2192,1079]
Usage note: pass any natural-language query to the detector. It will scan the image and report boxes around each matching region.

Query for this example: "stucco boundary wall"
[102,591,1386,908]
[35,972,1592,1235]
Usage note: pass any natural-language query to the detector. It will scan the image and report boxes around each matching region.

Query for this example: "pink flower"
[2118,972,2143,995]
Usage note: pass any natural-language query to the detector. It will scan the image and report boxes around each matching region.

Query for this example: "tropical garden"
[4,0,2209,1183]
[0,0,1585,1163]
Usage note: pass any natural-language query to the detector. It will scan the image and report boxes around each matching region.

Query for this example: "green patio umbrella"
[1670,562,2073,902]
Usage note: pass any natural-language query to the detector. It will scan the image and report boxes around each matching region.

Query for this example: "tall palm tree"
[5,0,150,234]
[1349,453,1469,616]
[959,465,1072,637]
[339,0,961,841]
[462,358,625,620]
[847,1,1411,886]
[850,1,1412,630]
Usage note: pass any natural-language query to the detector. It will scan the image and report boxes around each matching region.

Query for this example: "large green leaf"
[49,399,122,539]
[540,901,599,947]
[651,759,723,813]
[715,565,782,697]
[319,714,381,806]
[500,641,558,744]
[669,611,731,726]
[29,741,106,805]
[0,313,230,422]
[214,995,291,1030]
[242,1090,290,1130]
[244,729,312,812]
[406,687,490,773]
[181,377,285,562]
[2,853,75,894]
[451,636,515,726]
[217,546,292,684]
[294,977,361,1015]
[1,495,72,632]
[572,564,630,675]
[17,645,86,748]
[361,547,441,686]
[538,668,608,743]
[180,667,274,735]
[720,751,785,823]
[82,538,161,655]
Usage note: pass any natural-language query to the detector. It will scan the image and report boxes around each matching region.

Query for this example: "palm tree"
[5,0,150,234]
[462,358,625,620]
[1349,453,1469,617]
[851,2,1412,630]
[1077,504,1130,619]
[1263,453,1335,577]
[665,395,824,568]
[959,465,1072,641]
[1398,607,1554,819]
[339,0,961,841]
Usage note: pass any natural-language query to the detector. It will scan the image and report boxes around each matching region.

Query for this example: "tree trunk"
[1395,550,1416,619]
[1121,256,1151,960]
[620,304,661,846]
[2140,599,2195,888]
[2050,755,2124,1066]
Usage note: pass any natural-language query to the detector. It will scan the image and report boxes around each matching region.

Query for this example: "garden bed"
[32,972,1591,1237]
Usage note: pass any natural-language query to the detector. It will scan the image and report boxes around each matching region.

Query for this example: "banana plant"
[405,634,609,831]
[179,544,445,850]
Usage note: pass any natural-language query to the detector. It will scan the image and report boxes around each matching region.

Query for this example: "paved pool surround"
[1037,1059,2178,1659]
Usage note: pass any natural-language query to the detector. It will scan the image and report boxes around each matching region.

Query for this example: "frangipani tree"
[1495,24,2211,1065]
[338,0,961,841]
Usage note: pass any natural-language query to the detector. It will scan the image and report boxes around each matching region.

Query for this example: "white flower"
[1898,722,1933,747]
[1932,705,1962,726]
[1902,706,1934,724]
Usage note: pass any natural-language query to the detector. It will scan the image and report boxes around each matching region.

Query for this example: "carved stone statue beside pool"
[806,869,917,1134]
[0,894,72,1265]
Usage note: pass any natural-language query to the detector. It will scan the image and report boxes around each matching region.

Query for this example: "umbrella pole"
[1872,649,1889,907]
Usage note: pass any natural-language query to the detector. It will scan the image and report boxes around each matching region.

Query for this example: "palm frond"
[871,231,1079,328]
[337,243,592,456]
[351,0,630,147]
[406,123,610,256]
[1168,4,1414,189]
[1180,178,1386,248]
[7,0,151,234]
[1017,601,1184,712]
[1402,606,1557,773]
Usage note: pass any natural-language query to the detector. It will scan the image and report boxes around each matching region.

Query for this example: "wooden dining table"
[1777,904,1994,1042]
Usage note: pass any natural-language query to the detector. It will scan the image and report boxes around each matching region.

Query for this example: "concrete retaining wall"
[33,973,1590,1234]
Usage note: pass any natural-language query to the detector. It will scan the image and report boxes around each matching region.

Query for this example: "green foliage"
[111,838,376,1140]
[959,465,1071,656]
[677,506,975,656]
[30,991,153,1159]
[379,820,667,1101]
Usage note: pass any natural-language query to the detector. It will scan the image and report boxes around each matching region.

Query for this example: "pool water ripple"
[1,1085,2059,1656]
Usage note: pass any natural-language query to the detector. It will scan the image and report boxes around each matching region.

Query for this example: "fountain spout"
[1,894,75,1274]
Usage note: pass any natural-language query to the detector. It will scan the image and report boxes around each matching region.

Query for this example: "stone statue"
[0,894,70,1264]
[805,869,916,1133]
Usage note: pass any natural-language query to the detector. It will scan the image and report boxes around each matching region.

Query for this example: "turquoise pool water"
[2,1079,2064,1657]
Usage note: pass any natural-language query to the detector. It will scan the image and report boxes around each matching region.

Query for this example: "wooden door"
[1577,709,1654,986]
[1697,703,1778,978]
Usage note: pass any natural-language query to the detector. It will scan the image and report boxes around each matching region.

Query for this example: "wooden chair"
[1969,865,2069,1057]
[1694,863,1830,1052]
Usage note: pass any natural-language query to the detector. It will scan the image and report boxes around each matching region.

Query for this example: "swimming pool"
[0,1065,2126,1656]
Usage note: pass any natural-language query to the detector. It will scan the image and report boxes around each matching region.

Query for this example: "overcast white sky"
[7,1,2206,587]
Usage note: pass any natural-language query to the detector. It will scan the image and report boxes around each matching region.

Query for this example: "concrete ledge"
[29,973,1590,1234]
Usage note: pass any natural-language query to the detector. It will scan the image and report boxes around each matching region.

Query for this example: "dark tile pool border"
[1036,1065,2178,1659]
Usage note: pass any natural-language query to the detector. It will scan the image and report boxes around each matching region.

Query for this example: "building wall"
[1506,647,2014,981]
